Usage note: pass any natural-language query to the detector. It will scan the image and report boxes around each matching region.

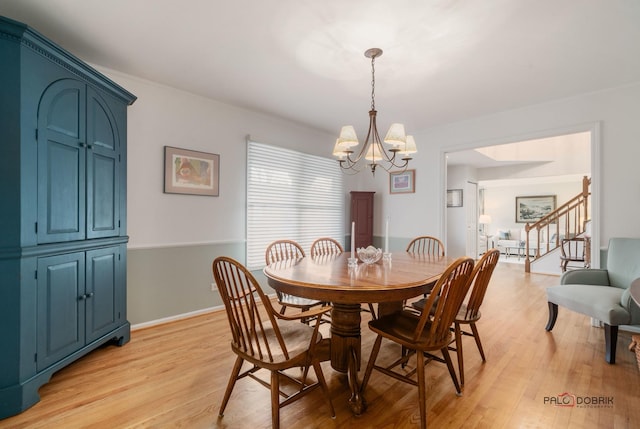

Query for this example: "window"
[246,141,344,269]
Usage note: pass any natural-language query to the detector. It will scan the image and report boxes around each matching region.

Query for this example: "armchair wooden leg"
[545,302,558,331]
[604,324,618,364]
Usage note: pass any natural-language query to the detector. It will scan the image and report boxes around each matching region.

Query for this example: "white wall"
[482,179,584,238]
[97,67,335,249]
[393,82,640,255]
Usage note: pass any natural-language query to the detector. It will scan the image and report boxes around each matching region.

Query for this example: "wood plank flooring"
[2,263,639,428]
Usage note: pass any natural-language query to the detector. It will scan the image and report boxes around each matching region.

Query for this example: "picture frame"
[447,189,463,207]
[389,169,415,194]
[515,195,556,223]
[164,146,220,196]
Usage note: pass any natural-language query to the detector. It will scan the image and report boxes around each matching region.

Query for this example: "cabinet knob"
[78,294,86,301]
[79,142,86,148]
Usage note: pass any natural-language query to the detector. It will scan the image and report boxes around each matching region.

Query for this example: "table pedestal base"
[330,303,366,415]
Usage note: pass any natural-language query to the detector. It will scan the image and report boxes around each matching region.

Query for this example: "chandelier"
[333,48,417,175]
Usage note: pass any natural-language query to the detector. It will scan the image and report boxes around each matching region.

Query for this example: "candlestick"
[384,216,389,253]
[351,221,355,258]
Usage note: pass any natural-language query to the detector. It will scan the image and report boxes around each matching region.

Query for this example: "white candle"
[351,221,355,258]
[385,216,389,253]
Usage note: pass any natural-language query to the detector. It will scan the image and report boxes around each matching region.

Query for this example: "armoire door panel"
[85,247,120,342]
[86,87,120,239]
[37,79,86,244]
[37,253,85,371]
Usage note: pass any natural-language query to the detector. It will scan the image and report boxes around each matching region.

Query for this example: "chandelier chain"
[370,55,376,111]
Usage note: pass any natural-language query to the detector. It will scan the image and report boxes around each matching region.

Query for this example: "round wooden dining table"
[264,251,455,415]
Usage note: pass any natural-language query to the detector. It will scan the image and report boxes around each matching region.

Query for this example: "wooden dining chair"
[213,256,335,429]
[309,237,377,319]
[404,235,445,311]
[449,248,500,387]
[265,240,328,320]
[310,237,344,257]
[406,235,445,256]
[360,256,475,429]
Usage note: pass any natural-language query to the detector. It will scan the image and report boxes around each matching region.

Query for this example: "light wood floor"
[2,263,639,428]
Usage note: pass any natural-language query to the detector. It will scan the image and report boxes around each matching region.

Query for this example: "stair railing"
[524,176,590,272]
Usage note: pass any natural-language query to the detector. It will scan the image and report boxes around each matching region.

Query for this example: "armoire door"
[37,79,86,244]
[350,191,375,249]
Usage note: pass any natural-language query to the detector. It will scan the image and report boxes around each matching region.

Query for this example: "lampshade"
[383,123,406,147]
[337,125,359,147]
[399,135,417,155]
[332,139,347,159]
[364,142,379,162]
[478,214,492,224]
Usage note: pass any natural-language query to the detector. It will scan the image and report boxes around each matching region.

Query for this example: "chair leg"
[441,347,462,395]
[312,360,336,418]
[271,370,280,429]
[545,302,558,331]
[416,349,427,429]
[470,322,486,362]
[219,356,244,417]
[360,335,383,394]
[454,323,464,387]
[604,324,618,364]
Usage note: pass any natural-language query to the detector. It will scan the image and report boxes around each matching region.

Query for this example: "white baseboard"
[131,305,225,331]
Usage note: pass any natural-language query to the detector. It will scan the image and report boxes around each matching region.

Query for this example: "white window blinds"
[246,141,344,270]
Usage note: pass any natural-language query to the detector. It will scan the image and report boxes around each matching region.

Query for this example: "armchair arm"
[560,268,610,285]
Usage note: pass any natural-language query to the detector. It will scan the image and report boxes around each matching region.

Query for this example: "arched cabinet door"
[86,86,121,239]
[37,79,86,244]
[37,79,121,243]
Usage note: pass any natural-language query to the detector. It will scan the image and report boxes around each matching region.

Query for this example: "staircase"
[523,176,591,273]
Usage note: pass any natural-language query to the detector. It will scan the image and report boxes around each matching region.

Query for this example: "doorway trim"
[441,121,601,268]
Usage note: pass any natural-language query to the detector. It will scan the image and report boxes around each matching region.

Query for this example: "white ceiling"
[1,0,640,140]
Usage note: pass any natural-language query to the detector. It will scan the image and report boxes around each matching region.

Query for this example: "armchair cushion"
[547,284,629,325]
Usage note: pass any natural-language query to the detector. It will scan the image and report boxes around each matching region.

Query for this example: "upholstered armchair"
[545,237,640,363]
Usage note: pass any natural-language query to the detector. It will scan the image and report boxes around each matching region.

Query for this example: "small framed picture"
[389,169,415,194]
[164,146,220,196]
[447,189,463,207]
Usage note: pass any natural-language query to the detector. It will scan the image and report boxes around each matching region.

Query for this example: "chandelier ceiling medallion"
[333,48,417,175]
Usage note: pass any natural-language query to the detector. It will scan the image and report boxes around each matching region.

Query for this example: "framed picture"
[389,169,415,194]
[515,195,556,223]
[447,189,463,207]
[164,146,220,196]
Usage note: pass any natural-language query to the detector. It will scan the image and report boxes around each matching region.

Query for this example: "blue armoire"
[0,16,136,418]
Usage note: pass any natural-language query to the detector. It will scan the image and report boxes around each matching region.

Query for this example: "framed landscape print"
[164,146,220,196]
[515,195,556,223]
[389,169,415,194]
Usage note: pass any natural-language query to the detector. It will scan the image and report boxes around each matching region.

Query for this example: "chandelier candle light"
[333,48,417,175]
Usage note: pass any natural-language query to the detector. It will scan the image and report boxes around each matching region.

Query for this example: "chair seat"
[369,310,452,351]
[456,304,481,323]
[233,319,324,366]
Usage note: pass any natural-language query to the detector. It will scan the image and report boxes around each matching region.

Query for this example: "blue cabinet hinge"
[35,128,38,141]
[35,270,37,279]
[35,222,38,233]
